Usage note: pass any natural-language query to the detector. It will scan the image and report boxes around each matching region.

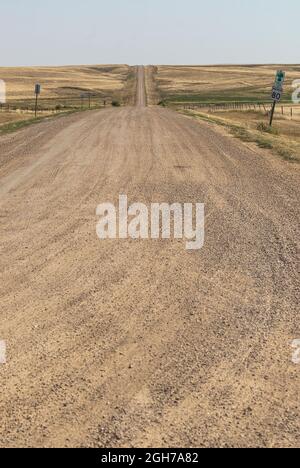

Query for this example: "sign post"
[269,101,276,127]
[34,84,41,118]
[269,71,285,127]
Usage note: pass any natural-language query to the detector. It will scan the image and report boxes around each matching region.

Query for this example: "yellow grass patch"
[0,64,132,100]
[156,65,300,103]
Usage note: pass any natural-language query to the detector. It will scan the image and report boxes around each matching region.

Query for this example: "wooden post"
[269,101,276,127]
[34,84,41,118]
[34,94,38,118]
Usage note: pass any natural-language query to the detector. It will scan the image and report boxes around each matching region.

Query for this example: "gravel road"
[0,67,299,448]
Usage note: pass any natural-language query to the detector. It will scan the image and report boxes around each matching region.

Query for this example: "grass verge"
[0,107,99,136]
[180,110,299,163]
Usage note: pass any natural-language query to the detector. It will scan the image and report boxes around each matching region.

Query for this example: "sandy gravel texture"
[0,67,299,448]
[136,66,147,107]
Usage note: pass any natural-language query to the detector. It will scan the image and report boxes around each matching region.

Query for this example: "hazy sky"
[0,0,299,66]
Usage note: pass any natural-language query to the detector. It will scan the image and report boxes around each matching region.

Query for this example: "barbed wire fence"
[175,101,299,120]
[0,94,115,115]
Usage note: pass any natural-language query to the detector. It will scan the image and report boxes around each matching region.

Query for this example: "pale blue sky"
[0,0,299,66]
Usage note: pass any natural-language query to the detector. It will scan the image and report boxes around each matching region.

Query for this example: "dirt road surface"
[136,66,147,107]
[0,67,299,448]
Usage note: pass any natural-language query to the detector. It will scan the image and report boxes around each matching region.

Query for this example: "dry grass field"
[0,64,136,127]
[183,107,300,163]
[156,64,300,103]
[154,65,300,163]
[0,64,133,100]
[0,112,34,125]
[1,64,299,161]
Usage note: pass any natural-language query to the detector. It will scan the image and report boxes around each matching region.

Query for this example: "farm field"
[153,65,300,163]
[0,65,136,125]
[0,111,34,125]
[155,64,300,104]
[0,64,133,100]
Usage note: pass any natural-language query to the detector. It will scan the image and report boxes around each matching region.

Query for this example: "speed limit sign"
[271,87,282,102]
[269,70,285,126]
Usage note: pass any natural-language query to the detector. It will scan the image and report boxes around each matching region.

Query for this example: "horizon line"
[0,62,300,69]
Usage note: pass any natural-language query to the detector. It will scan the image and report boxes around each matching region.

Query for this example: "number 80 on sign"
[272,87,282,102]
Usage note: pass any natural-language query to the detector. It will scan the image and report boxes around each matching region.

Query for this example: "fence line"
[180,102,271,111]
[0,95,113,113]
[177,101,300,119]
